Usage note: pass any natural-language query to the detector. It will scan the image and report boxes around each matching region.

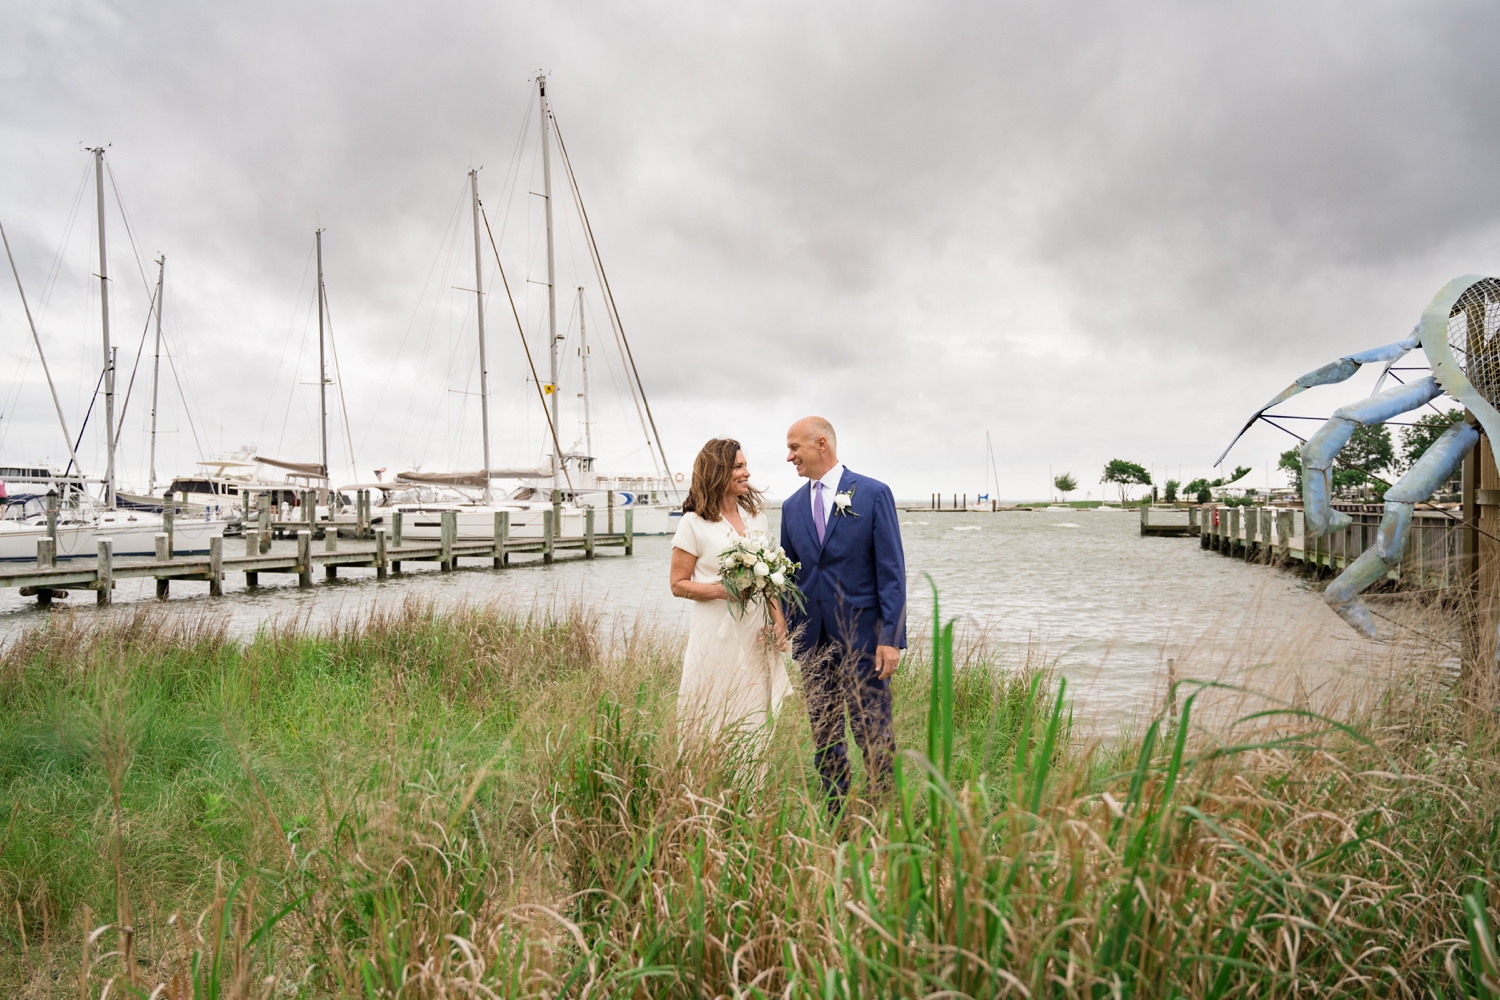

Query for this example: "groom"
[779,416,907,811]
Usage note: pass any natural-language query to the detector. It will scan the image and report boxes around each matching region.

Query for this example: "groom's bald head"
[787,416,839,480]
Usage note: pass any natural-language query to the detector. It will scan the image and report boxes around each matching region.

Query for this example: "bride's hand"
[773,622,791,652]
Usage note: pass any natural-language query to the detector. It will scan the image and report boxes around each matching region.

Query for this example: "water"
[0,505,1390,728]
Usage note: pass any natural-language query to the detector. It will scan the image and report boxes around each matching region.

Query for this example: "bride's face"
[729,450,751,497]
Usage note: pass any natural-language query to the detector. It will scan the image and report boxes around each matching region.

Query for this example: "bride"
[669,438,792,739]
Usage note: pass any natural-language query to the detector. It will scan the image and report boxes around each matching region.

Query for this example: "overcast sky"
[2,2,1497,501]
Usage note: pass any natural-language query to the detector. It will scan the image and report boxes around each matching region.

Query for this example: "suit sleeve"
[780,503,801,571]
[871,483,907,648]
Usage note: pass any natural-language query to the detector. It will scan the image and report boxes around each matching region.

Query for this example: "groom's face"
[786,423,834,480]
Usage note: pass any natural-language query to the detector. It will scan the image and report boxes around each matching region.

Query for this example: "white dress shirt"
[811,462,845,525]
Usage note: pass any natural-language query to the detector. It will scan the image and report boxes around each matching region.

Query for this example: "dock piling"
[543,509,555,564]
[96,539,113,606]
[155,533,170,598]
[297,530,311,587]
[258,499,272,554]
[440,511,455,571]
[625,508,634,557]
[209,536,223,596]
[163,507,174,557]
[325,517,338,579]
[35,538,54,570]
[392,511,403,574]
[494,511,508,568]
[376,528,388,580]
[585,507,595,559]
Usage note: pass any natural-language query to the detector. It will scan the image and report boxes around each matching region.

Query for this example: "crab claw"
[1214,332,1420,469]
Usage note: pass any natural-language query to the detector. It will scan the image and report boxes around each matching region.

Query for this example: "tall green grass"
[0,590,1497,997]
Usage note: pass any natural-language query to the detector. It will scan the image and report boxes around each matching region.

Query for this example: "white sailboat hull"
[0,512,228,563]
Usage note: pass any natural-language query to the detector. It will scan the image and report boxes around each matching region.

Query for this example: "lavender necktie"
[814,481,826,545]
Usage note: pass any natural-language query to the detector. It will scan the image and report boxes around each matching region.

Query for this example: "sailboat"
[123,229,344,524]
[0,148,226,562]
[393,75,677,541]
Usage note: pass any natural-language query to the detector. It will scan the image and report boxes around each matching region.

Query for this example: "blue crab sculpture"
[1219,275,1500,638]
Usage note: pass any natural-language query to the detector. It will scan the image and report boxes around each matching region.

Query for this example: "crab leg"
[1214,331,1420,467]
[1302,376,1443,535]
[1323,419,1477,637]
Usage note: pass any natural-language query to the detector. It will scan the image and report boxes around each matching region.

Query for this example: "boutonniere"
[832,486,857,517]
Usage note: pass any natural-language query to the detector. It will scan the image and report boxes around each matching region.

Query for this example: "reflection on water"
[0,505,1395,728]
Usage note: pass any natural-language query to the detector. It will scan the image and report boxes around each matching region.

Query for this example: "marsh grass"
[1,588,1499,996]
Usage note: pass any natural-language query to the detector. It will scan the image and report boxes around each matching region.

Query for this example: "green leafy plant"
[1102,459,1151,504]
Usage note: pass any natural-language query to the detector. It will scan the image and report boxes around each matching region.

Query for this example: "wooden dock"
[1173,503,1462,589]
[2,505,634,607]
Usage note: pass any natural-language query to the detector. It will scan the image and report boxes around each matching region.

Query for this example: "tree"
[1278,449,1302,493]
[1164,479,1180,503]
[1337,423,1394,496]
[1280,425,1396,499]
[1053,472,1078,501]
[1400,409,1465,472]
[1102,459,1151,504]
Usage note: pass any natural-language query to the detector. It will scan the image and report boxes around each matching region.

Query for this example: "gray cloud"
[3,1,1499,502]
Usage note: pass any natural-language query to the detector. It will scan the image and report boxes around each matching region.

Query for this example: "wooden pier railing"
[1177,502,1463,590]
[2,505,634,607]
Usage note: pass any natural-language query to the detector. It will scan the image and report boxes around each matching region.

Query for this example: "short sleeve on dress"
[671,513,699,556]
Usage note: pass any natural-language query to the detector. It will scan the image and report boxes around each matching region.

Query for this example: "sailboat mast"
[316,229,329,482]
[577,285,592,462]
[92,148,116,508]
[470,169,493,502]
[149,255,164,492]
[539,73,561,489]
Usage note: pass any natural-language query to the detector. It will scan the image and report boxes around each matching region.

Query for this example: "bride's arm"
[670,547,729,601]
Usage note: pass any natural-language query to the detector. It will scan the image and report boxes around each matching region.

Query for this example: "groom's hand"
[875,645,900,681]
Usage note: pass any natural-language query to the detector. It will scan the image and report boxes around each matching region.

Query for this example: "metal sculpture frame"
[1221,275,1500,639]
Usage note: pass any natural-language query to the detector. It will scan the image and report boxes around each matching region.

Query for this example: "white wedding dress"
[672,510,793,740]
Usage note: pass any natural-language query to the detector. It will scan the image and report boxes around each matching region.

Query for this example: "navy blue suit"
[780,468,907,807]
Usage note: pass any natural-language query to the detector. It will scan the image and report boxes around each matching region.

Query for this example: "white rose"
[754,561,770,577]
[740,552,756,567]
[769,570,785,587]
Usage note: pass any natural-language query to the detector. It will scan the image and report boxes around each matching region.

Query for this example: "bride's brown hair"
[682,438,763,522]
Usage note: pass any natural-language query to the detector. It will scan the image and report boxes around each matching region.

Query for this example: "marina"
[0,489,632,606]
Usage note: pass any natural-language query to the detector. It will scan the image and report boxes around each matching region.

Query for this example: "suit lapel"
[819,468,855,554]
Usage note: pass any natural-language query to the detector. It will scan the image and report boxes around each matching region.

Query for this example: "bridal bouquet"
[718,529,805,622]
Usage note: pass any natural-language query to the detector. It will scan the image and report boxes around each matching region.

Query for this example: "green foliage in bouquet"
[717,530,806,621]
